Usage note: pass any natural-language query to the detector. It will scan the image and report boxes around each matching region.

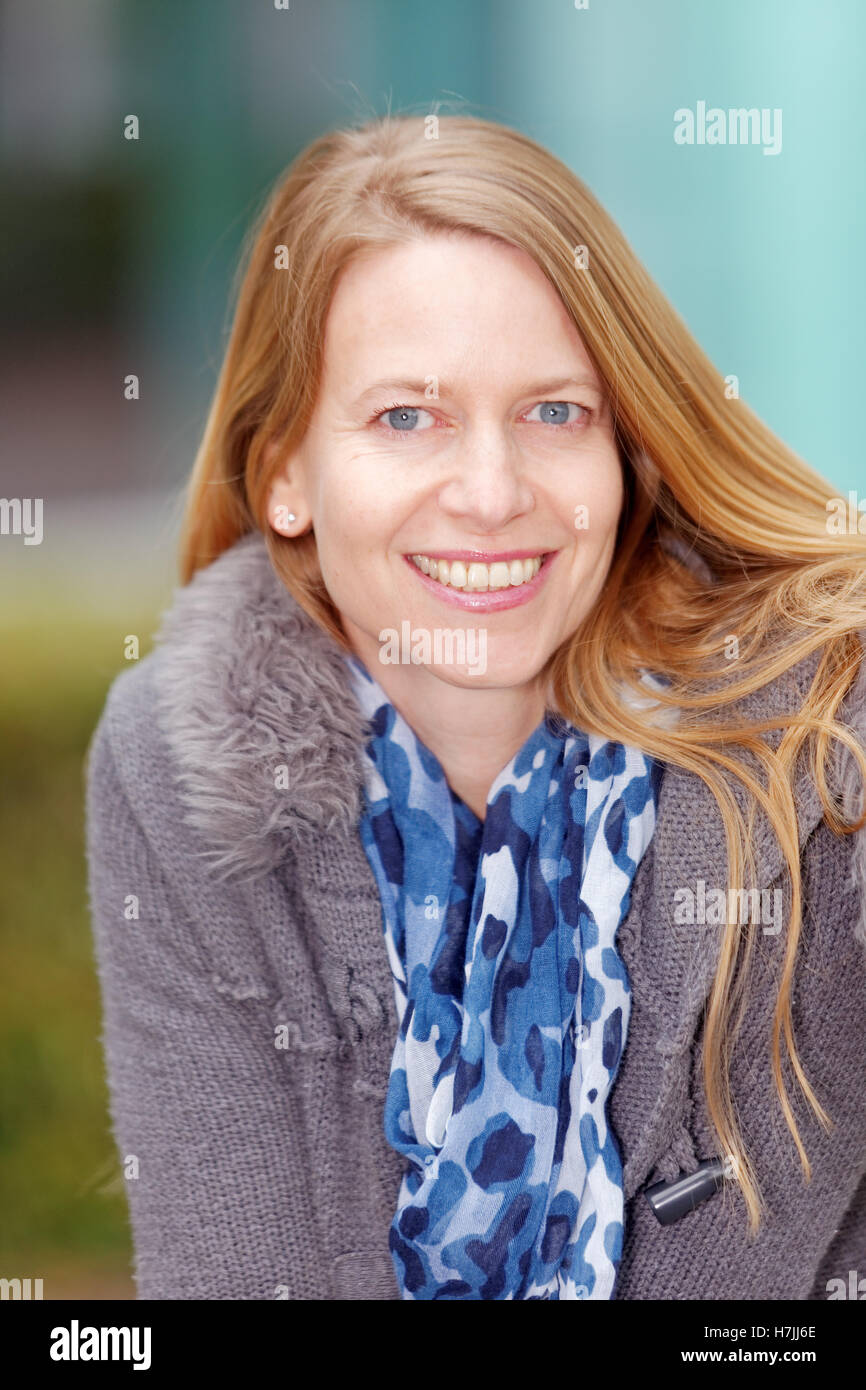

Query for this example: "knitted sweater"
[84,531,866,1300]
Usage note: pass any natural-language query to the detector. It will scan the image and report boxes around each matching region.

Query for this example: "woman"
[85,114,866,1301]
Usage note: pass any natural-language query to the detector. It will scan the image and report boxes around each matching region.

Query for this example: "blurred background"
[1,0,863,1299]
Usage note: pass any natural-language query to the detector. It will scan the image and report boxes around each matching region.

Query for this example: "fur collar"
[151,530,866,904]
[152,532,371,878]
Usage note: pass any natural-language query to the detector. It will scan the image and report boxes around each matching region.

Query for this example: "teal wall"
[495,0,864,492]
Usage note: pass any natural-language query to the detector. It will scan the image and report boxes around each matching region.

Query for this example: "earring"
[273,508,298,533]
[285,513,297,524]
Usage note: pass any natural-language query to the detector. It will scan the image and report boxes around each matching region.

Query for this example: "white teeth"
[467,563,488,591]
[410,553,544,592]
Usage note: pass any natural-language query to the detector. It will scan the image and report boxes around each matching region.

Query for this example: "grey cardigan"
[84,531,866,1300]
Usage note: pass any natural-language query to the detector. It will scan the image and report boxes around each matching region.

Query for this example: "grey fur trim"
[151,531,368,880]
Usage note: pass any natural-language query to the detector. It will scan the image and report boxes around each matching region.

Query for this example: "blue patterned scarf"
[343,655,664,1300]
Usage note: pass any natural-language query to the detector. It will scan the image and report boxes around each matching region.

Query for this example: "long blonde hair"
[179,112,866,1233]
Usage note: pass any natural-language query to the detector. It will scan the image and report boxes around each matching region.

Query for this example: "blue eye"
[378,405,435,432]
[526,401,587,426]
[369,399,589,433]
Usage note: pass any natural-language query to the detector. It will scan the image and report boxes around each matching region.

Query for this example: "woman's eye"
[525,401,589,426]
[370,400,589,433]
[376,405,435,432]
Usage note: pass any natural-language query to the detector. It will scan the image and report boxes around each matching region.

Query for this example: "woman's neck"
[357,658,549,820]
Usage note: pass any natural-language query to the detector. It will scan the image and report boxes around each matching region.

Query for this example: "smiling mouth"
[408,553,547,592]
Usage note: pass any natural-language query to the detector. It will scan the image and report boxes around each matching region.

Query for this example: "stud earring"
[285,513,297,524]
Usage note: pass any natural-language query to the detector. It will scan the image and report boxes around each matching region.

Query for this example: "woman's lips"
[408,548,548,562]
[402,551,558,612]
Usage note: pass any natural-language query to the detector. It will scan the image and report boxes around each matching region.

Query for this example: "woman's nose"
[436,422,535,531]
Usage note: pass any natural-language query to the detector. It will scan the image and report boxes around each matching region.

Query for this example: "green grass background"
[0,603,165,1299]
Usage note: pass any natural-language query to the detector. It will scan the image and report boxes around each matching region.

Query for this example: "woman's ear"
[264,439,310,537]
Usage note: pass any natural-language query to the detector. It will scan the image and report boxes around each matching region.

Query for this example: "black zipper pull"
[644,1157,730,1224]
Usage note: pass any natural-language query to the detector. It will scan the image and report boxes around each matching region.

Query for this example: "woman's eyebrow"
[350,375,603,407]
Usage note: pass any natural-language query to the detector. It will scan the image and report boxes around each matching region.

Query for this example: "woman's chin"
[391,650,549,690]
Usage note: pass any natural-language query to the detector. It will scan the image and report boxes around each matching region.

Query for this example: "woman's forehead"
[319,236,598,395]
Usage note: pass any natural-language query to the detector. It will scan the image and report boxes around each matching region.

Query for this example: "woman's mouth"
[403,550,557,611]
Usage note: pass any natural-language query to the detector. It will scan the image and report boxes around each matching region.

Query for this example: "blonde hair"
[179,112,866,1234]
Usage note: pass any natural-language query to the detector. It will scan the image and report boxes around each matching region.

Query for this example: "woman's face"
[268,232,624,690]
